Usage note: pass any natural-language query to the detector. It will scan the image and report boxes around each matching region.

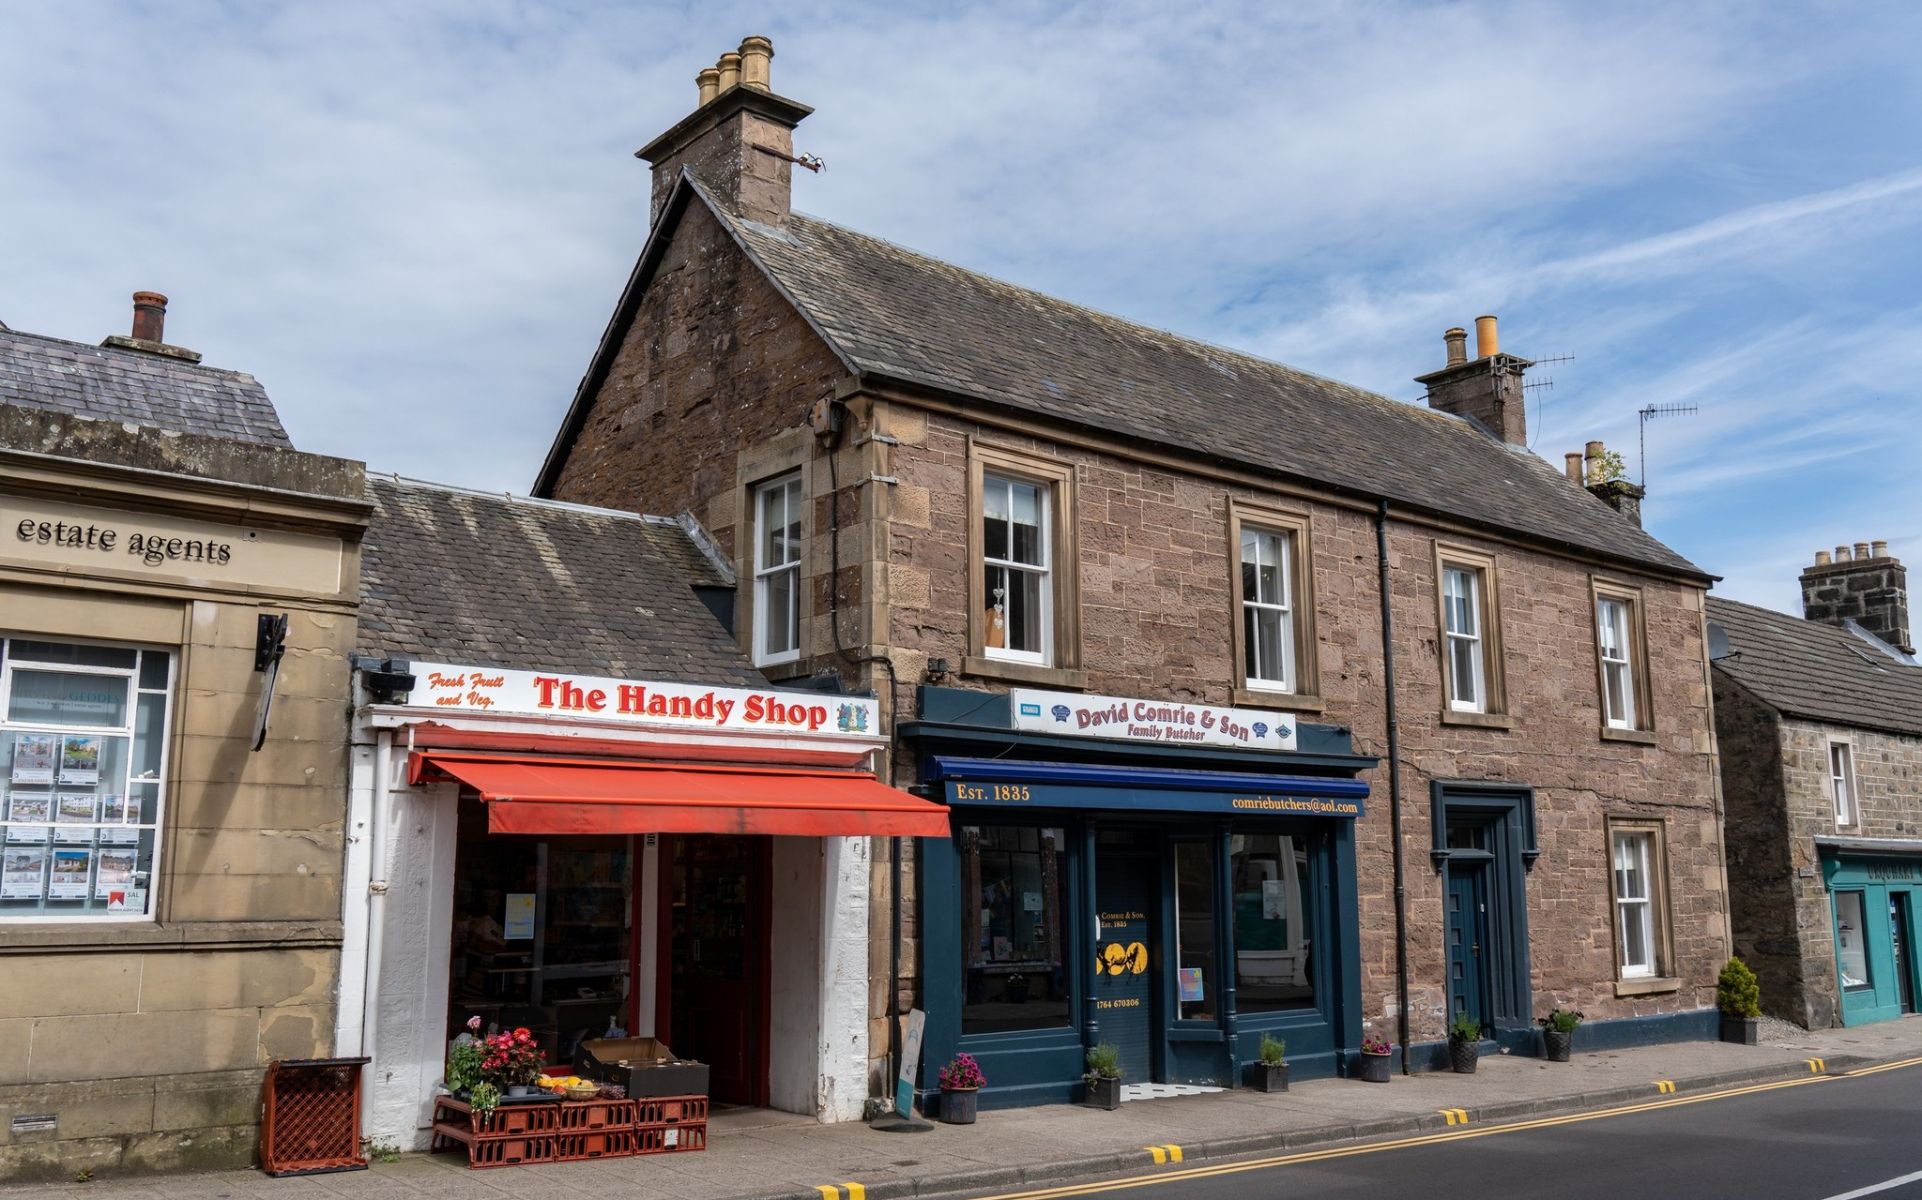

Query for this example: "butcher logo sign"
[1098,941,1149,976]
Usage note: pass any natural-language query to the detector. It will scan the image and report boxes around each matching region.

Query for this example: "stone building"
[1711,544,1922,1030]
[534,40,1730,1108]
[0,297,367,1178]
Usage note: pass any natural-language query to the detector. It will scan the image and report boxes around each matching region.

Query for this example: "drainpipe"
[360,728,394,1060]
[1375,501,1412,1074]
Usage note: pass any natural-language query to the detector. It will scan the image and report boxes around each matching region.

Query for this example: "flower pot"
[1721,1016,1759,1045]
[1251,1062,1290,1093]
[507,1084,536,1097]
[1084,1076,1122,1110]
[1543,1029,1574,1062]
[1449,1037,1479,1074]
[940,1087,979,1124]
[1358,1051,1392,1083]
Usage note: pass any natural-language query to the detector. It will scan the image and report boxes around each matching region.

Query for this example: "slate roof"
[0,328,292,447]
[538,173,1706,579]
[1706,596,1922,737]
[358,474,762,685]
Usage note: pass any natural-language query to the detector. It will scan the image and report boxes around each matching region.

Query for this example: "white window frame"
[1597,595,1638,729]
[1443,565,1487,713]
[982,472,1053,666]
[751,473,803,667]
[1612,829,1657,979]
[1829,741,1858,827]
[1240,526,1296,693]
[0,637,174,924]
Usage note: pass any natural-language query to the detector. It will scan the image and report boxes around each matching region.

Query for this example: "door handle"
[1471,943,1480,955]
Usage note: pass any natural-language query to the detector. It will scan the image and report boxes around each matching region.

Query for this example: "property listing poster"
[97,794,137,844]
[1,846,46,900]
[10,734,55,785]
[94,848,135,901]
[59,737,101,786]
[54,793,97,843]
[47,848,91,899]
[5,792,53,842]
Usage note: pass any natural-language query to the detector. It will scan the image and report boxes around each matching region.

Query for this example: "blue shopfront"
[1820,838,1922,1027]
[905,686,1377,1112]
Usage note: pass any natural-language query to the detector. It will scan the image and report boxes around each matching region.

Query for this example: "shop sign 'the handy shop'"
[405,662,880,740]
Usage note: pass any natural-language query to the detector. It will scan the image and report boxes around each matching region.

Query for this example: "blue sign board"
[941,777,1363,819]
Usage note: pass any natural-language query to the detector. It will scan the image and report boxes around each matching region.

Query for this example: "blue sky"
[2,1,1917,611]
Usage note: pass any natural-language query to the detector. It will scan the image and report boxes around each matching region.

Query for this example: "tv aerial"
[1637,403,1697,486]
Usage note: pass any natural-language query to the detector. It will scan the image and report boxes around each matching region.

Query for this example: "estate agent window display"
[0,636,174,920]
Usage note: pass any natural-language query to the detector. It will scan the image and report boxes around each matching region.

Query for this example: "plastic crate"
[467,1134,563,1169]
[260,1057,371,1177]
[636,1120,707,1154]
[557,1128,638,1159]
[633,1095,708,1125]
[434,1093,565,1136]
[558,1097,638,1130]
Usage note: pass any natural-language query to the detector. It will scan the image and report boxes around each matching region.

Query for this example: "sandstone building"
[1712,545,1921,1029]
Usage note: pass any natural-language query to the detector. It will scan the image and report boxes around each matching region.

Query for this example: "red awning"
[409,750,951,838]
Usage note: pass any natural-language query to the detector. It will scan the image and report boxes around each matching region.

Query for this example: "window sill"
[1232,687,1324,713]
[0,919,345,955]
[1166,1025,1226,1043]
[1440,710,1514,731]
[963,656,1087,690]
[1615,975,1680,997]
[1600,726,1658,745]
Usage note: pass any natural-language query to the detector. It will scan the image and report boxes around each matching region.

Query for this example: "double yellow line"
[960,1063,1917,1200]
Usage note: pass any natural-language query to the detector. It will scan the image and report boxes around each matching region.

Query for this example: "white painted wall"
[768,837,825,1113]
[816,835,872,1122]
[333,739,375,1058]
[362,778,459,1149]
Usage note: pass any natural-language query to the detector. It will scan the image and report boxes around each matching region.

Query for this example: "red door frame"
[645,833,773,1107]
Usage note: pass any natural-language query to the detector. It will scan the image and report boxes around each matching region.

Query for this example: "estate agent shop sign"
[407,663,881,739]
[1011,688,1298,752]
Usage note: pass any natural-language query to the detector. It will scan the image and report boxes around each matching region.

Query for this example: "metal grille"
[259,1058,370,1177]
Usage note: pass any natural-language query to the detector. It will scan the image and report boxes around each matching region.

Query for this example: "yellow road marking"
[1845,1055,1922,1077]
[1808,1057,1826,1073]
[958,1069,1883,1200]
[1436,1108,1469,1125]
[1143,1145,1183,1164]
[845,1185,866,1200]
[815,1188,840,1200]
[1655,1080,1676,1094]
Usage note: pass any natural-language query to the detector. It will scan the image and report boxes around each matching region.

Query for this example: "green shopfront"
[1820,838,1922,1027]
[906,686,1376,1112]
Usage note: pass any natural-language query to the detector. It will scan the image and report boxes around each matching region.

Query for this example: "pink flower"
[467,1016,482,1033]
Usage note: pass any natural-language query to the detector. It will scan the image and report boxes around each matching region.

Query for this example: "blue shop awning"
[930,756,1367,819]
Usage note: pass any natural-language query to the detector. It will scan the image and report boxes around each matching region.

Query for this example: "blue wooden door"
[1094,852,1156,1083]
[1446,864,1489,1029]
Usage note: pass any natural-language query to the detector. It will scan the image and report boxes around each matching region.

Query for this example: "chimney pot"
[1815,550,1832,566]
[696,66,720,105]
[738,36,773,91]
[1443,327,1467,367]
[716,51,741,92]
[131,291,167,343]
[1802,539,1911,654]
[1564,451,1584,483]
[1873,539,1889,559]
[1855,541,1871,561]
[1836,544,1852,562]
[1474,314,1499,358]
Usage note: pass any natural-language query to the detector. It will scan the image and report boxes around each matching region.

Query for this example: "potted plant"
[1538,1008,1583,1061]
[1447,1011,1482,1074]
[481,1026,548,1097]
[446,1016,484,1097]
[1718,957,1762,1044]
[937,1052,986,1124]
[1084,1043,1122,1110]
[1005,973,1030,1005]
[1251,1033,1289,1092]
[1357,1035,1393,1082]
[467,1081,501,1130]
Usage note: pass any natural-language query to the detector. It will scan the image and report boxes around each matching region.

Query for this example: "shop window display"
[1174,840,1218,1020]
[962,825,1068,1034]
[447,801,633,1065]
[1836,890,1873,991]
[1231,833,1316,1011]
[0,637,172,920]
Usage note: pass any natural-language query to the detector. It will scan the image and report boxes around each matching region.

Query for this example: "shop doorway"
[667,835,772,1107]
[1094,832,1157,1083]
[1893,893,1916,1016]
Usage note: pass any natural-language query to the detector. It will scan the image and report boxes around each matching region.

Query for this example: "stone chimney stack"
[101,290,202,364]
[1575,439,1646,527]
[1415,313,1531,445]
[1800,542,1913,654]
[636,35,812,229]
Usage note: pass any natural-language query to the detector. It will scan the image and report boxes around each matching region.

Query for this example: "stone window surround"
[1605,815,1680,996]
[1591,577,1657,743]
[1827,736,1861,830]
[735,435,814,681]
[963,439,1084,688]
[750,471,805,669]
[1433,541,1510,729]
[1226,499,1322,712]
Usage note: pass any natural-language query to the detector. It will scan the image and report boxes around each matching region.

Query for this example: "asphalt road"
[963,1061,1922,1200]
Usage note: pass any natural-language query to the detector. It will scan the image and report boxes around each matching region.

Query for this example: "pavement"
[4,1016,1920,1200]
